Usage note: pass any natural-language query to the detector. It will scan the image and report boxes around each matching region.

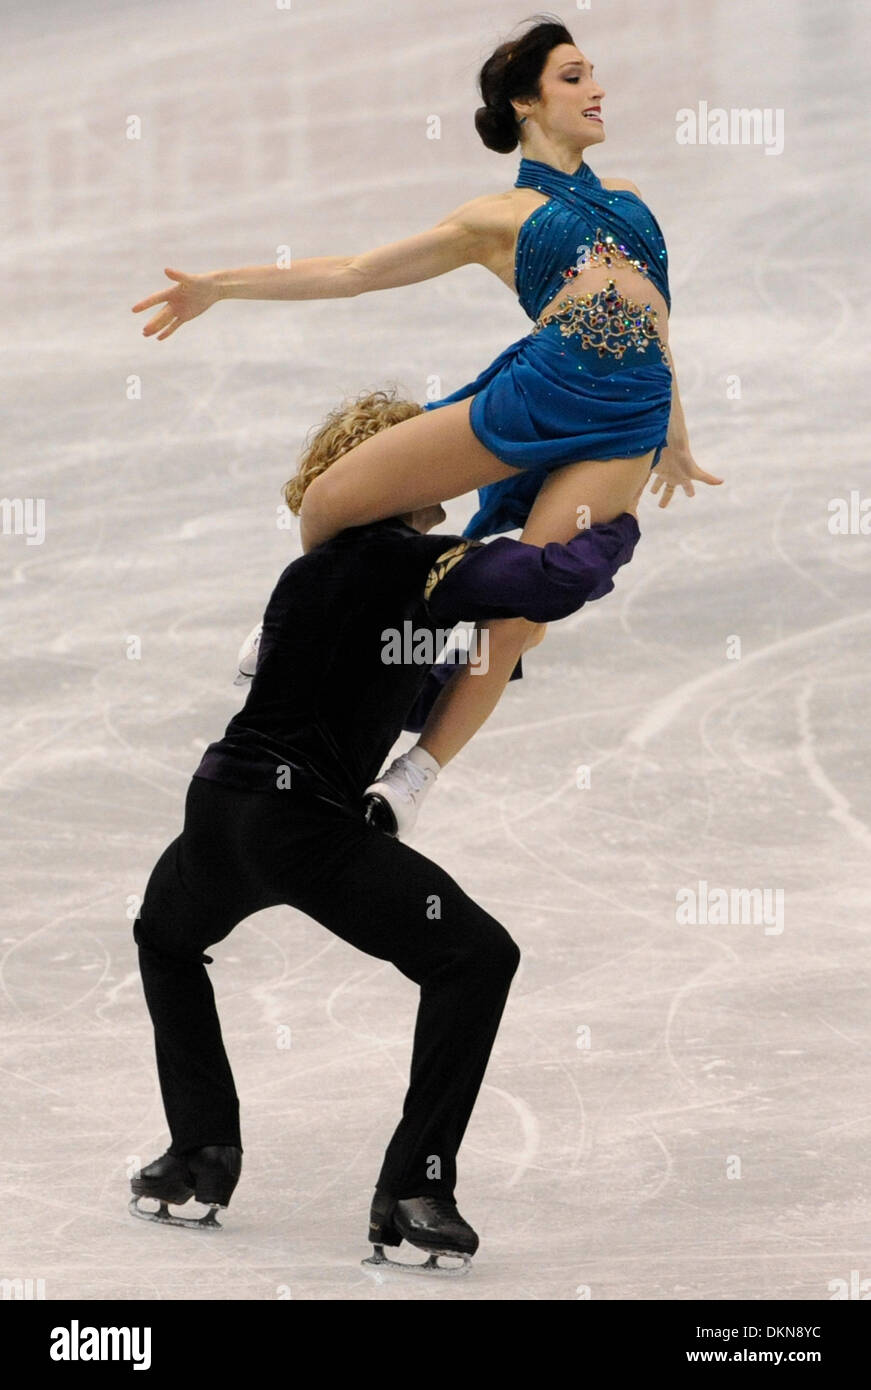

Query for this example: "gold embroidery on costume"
[424,541,485,602]
[533,278,668,364]
[560,229,652,283]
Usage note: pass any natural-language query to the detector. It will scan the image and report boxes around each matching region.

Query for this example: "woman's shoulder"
[600,177,642,196]
[448,188,526,237]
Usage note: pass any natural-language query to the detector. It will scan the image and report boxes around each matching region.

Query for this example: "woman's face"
[526,44,606,148]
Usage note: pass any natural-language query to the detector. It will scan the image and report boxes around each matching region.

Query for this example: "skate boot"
[363,746,440,838]
[129,1144,242,1230]
[233,620,263,686]
[362,1190,478,1277]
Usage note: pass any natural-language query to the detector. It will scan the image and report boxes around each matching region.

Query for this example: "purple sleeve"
[426,513,641,624]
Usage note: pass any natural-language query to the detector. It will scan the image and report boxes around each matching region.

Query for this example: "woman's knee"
[300,459,394,551]
[484,615,544,663]
[298,470,341,550]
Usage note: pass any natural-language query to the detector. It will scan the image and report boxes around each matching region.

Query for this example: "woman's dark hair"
[474,14,575,154]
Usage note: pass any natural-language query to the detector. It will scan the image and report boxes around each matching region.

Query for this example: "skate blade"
[362,1244,472,1280]
[128,1195,223,1230]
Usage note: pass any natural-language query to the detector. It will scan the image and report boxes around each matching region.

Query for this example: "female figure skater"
[132,16,722,833]
[129,387,640,1272]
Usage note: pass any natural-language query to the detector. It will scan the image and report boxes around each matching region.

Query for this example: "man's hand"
[648,447,724,509]
[132,268,221,340]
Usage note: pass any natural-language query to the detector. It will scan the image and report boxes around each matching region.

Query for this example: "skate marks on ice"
[3,0,871,1299]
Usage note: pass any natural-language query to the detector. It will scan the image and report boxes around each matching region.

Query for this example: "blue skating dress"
[423,156,673,539]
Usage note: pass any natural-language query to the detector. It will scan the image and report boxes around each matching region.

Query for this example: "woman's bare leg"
[299,397,519,551]
[418,452,654,767]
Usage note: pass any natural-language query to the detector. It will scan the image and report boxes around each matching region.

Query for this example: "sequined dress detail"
[423,157,673,538]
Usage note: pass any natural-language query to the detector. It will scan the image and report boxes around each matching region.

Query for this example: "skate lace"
[414,1196,459,1221]
[397,758,430,802]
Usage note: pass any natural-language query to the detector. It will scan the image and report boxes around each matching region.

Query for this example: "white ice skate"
[233,621,263,686]
[363,748,440,839]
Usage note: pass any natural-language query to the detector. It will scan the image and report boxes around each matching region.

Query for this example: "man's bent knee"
[463,916,521,983]
[133,909,215,966]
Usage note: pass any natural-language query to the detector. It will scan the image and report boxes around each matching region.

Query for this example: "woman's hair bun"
[474,102,520,155]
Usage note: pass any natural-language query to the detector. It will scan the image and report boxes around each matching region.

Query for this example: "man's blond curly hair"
[282,386,422,515]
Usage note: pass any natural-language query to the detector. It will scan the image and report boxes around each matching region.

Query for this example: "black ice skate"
[362,1190,479,1277]
[128,1145,242,1230]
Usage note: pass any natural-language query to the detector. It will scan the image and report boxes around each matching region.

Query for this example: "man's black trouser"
[133,776,520,1200]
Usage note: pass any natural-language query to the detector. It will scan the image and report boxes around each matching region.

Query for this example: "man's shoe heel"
[189,1146,242,1207]
[368,1194,402,1248]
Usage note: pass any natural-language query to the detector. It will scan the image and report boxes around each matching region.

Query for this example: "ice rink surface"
[2,0,870,1300]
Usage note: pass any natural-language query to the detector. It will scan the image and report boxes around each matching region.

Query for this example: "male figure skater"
[131,451,640,1271]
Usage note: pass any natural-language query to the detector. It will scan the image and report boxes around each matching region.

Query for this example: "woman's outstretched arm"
[131,195,509,340]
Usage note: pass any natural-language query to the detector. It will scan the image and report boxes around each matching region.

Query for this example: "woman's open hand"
[648,447,723,509]
[132,268,221,340]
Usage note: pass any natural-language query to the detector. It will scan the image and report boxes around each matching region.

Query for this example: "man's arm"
[403,515,639,732]
[425,513,640,625]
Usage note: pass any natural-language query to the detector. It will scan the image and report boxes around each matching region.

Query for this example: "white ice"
[1,0,870,1301]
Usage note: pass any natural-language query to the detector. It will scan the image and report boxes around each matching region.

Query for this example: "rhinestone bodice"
[513,158,670,321]
[532,278,669,367]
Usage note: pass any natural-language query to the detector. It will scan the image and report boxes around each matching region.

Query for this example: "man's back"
[194,519,470,806]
